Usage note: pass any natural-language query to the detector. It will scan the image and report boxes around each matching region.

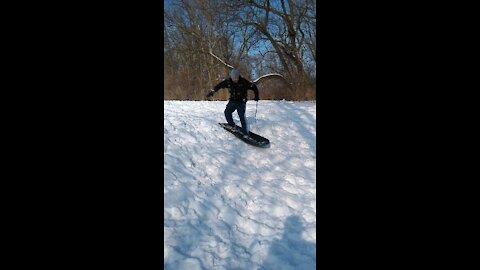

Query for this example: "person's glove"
[254,96,259,101]
[206,89,215,97]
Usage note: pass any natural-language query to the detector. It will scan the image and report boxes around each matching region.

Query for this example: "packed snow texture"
[164,100,316,270]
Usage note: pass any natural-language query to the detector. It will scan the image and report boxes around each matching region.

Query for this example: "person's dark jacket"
[212,76,259,102]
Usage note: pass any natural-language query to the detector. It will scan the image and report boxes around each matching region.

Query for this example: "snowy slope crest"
[164,100,316,270]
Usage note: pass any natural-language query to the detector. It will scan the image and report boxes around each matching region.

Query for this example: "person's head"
[230,69,240,83]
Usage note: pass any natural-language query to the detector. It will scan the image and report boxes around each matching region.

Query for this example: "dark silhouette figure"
[260,215,316,270]
[206,69,259,136]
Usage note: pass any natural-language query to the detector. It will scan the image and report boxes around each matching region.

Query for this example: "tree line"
[164,0,316,100]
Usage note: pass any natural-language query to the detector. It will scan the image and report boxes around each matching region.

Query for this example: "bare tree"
[164,0,316,100]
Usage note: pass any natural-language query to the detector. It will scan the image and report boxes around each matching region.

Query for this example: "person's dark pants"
[224,100,248,135]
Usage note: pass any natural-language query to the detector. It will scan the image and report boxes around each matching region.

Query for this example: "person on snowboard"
[206,69,259,138]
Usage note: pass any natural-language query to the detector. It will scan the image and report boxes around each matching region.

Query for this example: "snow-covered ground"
[164,100,316,270]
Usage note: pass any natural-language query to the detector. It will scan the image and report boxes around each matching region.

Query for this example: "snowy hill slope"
[164,100,316,270]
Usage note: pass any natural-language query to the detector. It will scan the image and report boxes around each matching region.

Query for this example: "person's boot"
[226,123,236,131]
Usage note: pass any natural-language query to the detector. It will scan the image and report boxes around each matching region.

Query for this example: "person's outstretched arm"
[207,79,229,97]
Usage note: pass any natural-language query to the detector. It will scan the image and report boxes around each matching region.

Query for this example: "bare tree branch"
[209,50,235,69]
[252,73,287,84]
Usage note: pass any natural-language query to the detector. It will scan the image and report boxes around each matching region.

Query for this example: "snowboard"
[219,123,270,148]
